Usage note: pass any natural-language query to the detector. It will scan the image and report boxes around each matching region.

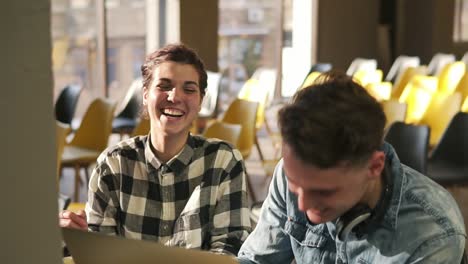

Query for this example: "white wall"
[1,1,62,263]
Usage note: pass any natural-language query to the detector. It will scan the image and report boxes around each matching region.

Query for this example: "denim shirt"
[238,143,466,263]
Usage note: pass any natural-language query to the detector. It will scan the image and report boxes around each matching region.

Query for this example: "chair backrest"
[130,118,151,137]
[391,66,427,100]
[353,69,383,87]
[221,99,258,159]
[430,112,468,165]
[251,67,278,107]
[420,92,462,147]
[309,63,332,73]
[301,71,321,89]
[382,99,407,130]
[463,96,468,113]
[427,53,456,76]
[399,75,438,124]
[346,58,377,76]
[455,72,468,100]
[56,121,71,180]
[437,61,466,95]
[385,122,430,174]
[115,78,142,119]
[365,82,392,102]
[238,79,268,130]
[385,55,420,83]
[55,84,82,125]
[202,121,242,147]
[199,71,222,118]
[69,98,116,152]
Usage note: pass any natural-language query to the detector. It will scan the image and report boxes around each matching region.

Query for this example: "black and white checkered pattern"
[86,134,251,255]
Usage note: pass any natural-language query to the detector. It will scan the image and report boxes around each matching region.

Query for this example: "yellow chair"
[56,121,71,181]
[221,99,258,201]
[203,120,242,147]
[463,96,468,113]
[130,118,151,137]
[437,61,465,95]
[399,75,438,124]
[454,72,468,100]
[419,92,462,147]
[365,82,392,101]
[391,66,427,100]
[301,71,321,89]
[353,69,383,87]
[61,98,116,201]
[221,99,258,159]
[238,79,266,130]
[381,99,407,130]
[237,79,274,161]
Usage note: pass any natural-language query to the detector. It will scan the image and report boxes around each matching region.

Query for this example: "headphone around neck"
[336,164,393,241]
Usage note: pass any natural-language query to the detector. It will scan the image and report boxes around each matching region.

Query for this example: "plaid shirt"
[85,134,251,255]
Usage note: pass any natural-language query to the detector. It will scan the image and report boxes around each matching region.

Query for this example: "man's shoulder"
[396,166,465,241]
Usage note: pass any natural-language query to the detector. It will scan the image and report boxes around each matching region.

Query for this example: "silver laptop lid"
[62,227,238,264]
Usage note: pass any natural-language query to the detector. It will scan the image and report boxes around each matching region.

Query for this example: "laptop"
[62,227,239,264]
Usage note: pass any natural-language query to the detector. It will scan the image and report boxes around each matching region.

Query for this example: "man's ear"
[368,151,385,179]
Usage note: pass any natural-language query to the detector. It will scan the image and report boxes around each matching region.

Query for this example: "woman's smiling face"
[143,61,202,136]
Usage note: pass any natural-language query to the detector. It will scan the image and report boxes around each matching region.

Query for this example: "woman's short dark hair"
[141,43,208,96]
[278,71,386,168]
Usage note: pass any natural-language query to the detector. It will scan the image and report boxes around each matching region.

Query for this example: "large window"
[454,0,468,42]
[51,0,146,120]
[218,0,284,111]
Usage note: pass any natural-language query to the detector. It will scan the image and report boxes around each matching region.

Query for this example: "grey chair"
[384,122,430,174]
[385,55,420,84]
[427,53,455,76]
[346,58,377,76]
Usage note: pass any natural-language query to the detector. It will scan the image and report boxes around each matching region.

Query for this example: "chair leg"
[255,134,266,162]
[73,164,81,202]
[84,165,90,185]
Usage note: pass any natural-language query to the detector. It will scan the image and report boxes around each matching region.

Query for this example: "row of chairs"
[385,111,468,187]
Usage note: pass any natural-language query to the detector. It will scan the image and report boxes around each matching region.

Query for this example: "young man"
[60,44,251,255]
[238,72,466,263]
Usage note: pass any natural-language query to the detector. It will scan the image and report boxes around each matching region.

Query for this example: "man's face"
[282,143,380,225]
[143,61,202,136]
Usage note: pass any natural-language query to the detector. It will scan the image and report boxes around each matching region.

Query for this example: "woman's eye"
[158,84,172,91]
[184,87,197,93]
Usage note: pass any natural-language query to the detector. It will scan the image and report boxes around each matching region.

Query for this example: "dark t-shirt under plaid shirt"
[85,134,251,255]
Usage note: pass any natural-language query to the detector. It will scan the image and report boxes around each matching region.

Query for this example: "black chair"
[427,112,468,186]
[112,79,143,136]
[384,122,430,174]
[54,84,82,126]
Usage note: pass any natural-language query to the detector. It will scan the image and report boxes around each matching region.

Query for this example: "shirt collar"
[144,134,195,175]
[380,142,405,230]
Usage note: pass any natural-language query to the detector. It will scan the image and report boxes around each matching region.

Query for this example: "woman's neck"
[150,128,189,163]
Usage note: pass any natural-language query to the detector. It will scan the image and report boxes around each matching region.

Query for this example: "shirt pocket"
[170,212,204,249]
[283,219,328,262]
